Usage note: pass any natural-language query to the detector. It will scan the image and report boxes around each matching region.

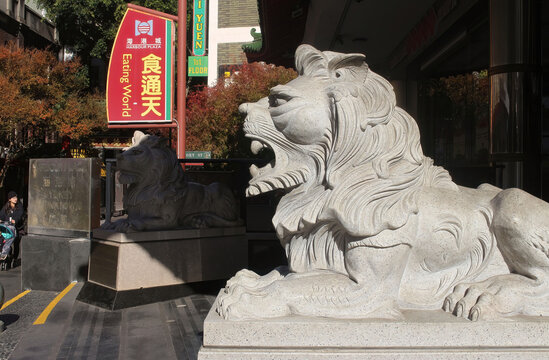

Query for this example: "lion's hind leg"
[444,188,549,320]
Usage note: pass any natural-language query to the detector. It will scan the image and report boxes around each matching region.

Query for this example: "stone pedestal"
[22,158,100,291]
[78,227,247,309]
[199,292,549,359]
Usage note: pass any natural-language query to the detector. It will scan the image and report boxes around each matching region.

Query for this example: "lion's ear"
[133,131,147,145]
[326,52,366,73]
[296,44,329,77]
[124,131,148,150]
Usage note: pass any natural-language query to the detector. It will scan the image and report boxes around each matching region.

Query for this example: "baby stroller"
[0,222,15,271]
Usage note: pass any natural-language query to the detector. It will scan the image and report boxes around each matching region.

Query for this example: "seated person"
[0,191,23,261]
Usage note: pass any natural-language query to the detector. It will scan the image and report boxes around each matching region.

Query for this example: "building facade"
[248,0,549,200]
[0,0,56,49]
[206,0,260,85]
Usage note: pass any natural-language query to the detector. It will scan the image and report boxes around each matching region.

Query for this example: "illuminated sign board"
[107,8,175,124]
[193,0,206,56]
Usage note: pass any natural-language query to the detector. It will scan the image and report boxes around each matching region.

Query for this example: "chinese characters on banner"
[107,8,174,124]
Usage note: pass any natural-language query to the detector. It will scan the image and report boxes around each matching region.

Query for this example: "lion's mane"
[123,134,188,208]
[274,45,458,273]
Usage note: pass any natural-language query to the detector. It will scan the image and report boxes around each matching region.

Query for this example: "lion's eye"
[269,95,288,108]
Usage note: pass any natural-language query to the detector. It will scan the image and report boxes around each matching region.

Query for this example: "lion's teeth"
[251,140,264,155]
[258,183,273,193]
[250,164,259,177]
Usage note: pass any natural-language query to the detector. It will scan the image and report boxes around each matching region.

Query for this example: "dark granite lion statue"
[102,131,241,232]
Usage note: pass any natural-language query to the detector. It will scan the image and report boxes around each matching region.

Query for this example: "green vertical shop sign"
[193,0,206,56]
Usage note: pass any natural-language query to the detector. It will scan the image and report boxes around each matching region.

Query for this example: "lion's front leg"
[216,244,411,320]
[217,269,363,320]
[100,218,133,232]
[100,215,172,232]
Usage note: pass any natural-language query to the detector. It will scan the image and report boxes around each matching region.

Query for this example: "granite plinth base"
[82,227,247,309]
[198,292,549,359]
[76,278,225,310]
[22,234,90,291]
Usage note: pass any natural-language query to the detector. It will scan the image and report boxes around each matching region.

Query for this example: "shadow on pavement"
[0,314,20,326]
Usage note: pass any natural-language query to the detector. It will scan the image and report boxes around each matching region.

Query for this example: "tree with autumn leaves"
[186,62,297,158]
[0,44,106,187]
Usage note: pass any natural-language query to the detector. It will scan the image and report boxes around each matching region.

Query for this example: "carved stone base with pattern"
[199,295,549,359]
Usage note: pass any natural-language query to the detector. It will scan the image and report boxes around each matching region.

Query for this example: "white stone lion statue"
[217,44,549,321]
[102,131,242,232]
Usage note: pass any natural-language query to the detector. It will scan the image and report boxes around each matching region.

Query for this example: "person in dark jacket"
[0,191,23,261]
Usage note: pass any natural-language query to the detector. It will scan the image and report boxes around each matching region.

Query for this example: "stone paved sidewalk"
[0,266,217,360]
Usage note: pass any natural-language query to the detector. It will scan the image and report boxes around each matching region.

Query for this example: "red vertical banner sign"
[107,8,175,124]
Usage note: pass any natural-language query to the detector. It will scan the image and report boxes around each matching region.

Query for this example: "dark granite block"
[22,234,90,291]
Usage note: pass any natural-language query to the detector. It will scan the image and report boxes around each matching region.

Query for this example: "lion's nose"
[238,103,249,114]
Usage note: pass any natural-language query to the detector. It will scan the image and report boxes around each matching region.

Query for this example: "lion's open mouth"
[245,134,309,197]
[118,171,139,185]
[241,101,313,197]
[249,139,275,178]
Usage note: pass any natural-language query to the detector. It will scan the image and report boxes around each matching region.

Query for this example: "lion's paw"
[216,282,289,320]
[443,283,500,321]
[182,215,210,229]
[225,268,284,291]
[106,219,131,233]
[100,221,115,230]
[225,269,260,289]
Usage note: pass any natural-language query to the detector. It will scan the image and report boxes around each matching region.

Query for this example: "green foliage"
[186,62,297,158]
[35,0,190,62]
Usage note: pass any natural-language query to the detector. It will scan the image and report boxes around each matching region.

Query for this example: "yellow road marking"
[1,290,31,311]
[33,282,77,325]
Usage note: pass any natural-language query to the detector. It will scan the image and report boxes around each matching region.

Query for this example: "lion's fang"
[251,140,266,155]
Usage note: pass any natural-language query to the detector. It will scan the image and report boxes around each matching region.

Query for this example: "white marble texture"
[199,293,549,359]
[216,44,549,322]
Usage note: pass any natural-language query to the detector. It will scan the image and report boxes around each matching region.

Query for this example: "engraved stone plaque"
[28,158,101,237]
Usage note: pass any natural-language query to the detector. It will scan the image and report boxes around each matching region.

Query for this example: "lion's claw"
[470,306,480,321]
[455,302,464,318]
[443,282,501,321]
[442,299,451,312]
